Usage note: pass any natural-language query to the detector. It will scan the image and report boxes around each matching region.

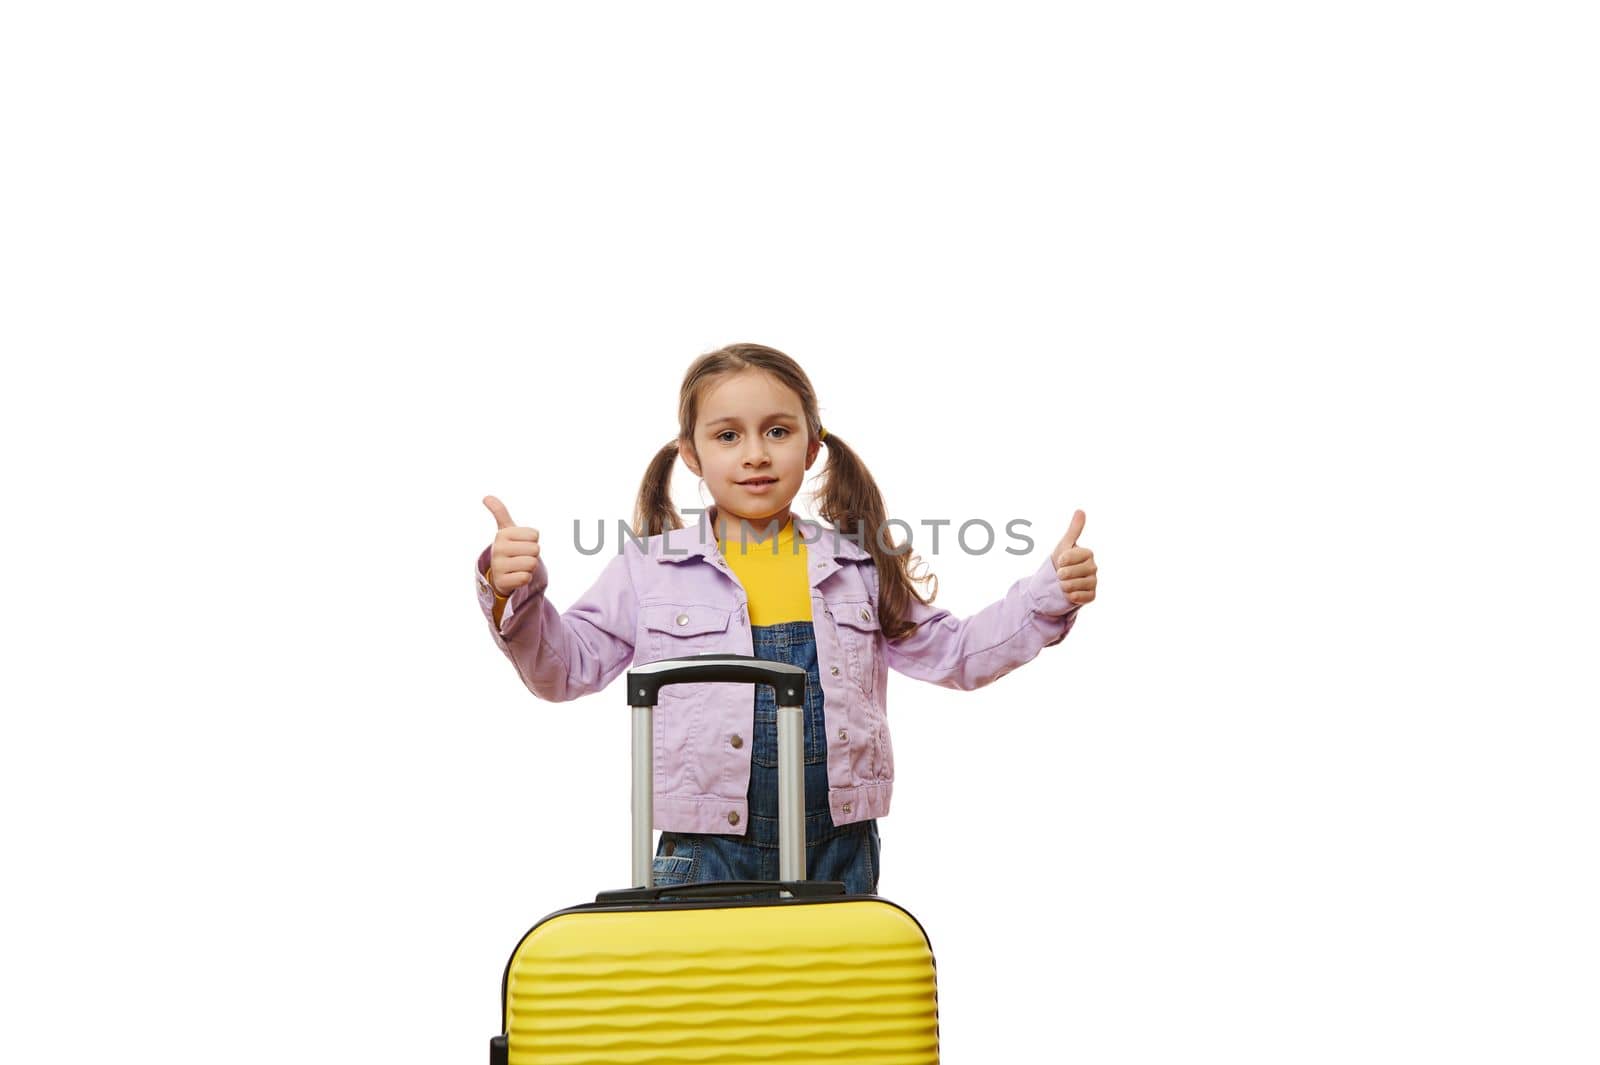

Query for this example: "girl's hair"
[632,342,937,640]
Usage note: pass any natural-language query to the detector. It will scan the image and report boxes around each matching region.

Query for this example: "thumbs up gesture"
[483,495,541,597]
[1052,509,1097,607]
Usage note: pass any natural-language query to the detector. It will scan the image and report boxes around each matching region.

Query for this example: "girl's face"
[680,369,821,539]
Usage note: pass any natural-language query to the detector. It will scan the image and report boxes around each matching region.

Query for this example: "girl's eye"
[768,427,790,439]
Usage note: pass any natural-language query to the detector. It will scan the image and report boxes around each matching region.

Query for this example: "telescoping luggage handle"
[626,654,809,890]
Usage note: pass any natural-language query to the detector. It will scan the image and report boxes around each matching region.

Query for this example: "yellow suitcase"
[490,655,940,1064]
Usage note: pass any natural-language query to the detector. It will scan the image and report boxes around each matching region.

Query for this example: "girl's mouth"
[739,478,778,492]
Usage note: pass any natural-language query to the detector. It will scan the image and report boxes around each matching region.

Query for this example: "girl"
[475,343,1097,894]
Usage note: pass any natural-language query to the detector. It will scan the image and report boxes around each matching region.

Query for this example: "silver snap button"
[859,608,871,622]
[830,665,840,676]
[727,810,740,825]
[675,613,690,626]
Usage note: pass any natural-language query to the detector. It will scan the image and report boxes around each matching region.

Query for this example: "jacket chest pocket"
[831,599,881,695]
[641,603,736,662]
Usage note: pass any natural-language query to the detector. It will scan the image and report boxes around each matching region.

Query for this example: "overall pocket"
[651,832,699,886]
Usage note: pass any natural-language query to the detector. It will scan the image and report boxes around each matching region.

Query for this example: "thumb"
[483,495,515,530]
[1055,509,1087,556]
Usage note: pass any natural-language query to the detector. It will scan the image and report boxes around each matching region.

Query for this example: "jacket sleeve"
[474,543,639,702]
[878,555,1081,691]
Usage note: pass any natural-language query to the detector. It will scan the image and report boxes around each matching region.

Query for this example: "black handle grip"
[595,879,848,904]
[626,653,807,708]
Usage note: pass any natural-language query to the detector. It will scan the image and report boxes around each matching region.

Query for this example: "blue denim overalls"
[651,619,881,894]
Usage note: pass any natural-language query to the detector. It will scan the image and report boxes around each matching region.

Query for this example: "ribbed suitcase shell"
[502,894,939,1064]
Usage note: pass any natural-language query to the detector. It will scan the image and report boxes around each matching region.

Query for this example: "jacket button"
[841,803,852,815]
[837,728,847,741]
[727,811,740,825]
[730,734,743,749]
[675,613,690,626]
[830,665,840,676]
[859,608,871,622]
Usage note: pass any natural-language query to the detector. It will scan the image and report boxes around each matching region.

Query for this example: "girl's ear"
[805,438,821,470]
[679,436,701,477]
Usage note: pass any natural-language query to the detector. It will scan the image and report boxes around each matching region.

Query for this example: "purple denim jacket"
[474,505,1081,835]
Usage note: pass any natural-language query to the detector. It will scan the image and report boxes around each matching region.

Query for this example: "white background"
[3,2,1596,1062]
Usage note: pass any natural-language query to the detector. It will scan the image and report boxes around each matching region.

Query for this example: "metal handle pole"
[632,704,653,888]
[777,704,805,882]
[771,703,800,876]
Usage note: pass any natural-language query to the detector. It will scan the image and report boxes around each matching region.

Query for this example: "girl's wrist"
[482,566,510,601]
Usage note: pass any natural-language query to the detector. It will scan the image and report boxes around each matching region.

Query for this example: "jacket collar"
[651,505,872,565]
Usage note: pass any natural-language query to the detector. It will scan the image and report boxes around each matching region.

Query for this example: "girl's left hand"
[1053,509,1097,607]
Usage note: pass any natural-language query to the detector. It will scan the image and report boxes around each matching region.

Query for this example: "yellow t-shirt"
[719,517,812,625]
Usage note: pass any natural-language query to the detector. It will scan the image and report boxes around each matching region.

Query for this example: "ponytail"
[632,438,684,538]
[813,430,937,641]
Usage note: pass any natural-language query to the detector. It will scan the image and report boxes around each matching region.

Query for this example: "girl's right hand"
[483,495,540,597]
